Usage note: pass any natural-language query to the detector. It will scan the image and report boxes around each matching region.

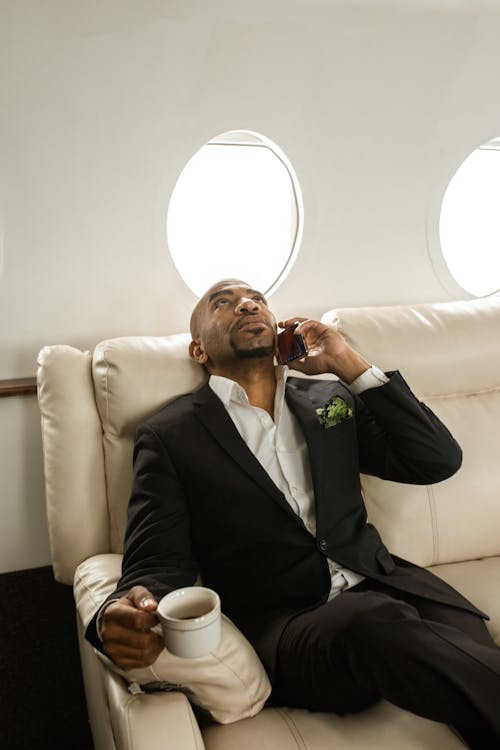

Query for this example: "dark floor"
[0,566,93,750]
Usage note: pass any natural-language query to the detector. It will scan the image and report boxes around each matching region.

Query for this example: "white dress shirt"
[97,365,388,637]
[210,365,389,601]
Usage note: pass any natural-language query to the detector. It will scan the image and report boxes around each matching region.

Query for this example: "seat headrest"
[323,295,500,396]
[92,334,208,437]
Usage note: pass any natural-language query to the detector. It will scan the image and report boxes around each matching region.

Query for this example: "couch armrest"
[77,596,206,750]
[74,553,123,629]
[106,670,205,750]
[74,553,271,726]
[37,345,109,584]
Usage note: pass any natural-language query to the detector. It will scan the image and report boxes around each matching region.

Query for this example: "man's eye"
[254,295,267,304]
[214,298,229,308]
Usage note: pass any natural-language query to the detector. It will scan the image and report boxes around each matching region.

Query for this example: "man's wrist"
[331,351,371,384]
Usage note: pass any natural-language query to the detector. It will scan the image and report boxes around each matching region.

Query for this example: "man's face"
[190,280,277,371]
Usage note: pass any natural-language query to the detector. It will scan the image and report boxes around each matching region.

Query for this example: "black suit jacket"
[86,371,484,679]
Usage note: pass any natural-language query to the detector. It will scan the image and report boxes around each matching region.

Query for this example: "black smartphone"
[277,323,308,365]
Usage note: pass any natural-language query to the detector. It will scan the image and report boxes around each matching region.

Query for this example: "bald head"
[190,279,250,339]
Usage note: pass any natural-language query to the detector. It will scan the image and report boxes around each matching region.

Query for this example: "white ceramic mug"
[156,586,221,658]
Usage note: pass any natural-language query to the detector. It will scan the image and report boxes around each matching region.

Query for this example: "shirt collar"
[209,365,289,412]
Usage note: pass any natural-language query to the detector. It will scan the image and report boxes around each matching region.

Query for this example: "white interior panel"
[2,0,500,570]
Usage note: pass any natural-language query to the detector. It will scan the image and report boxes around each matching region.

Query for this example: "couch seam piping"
[275,708,307,750]
[208,650,260,714]
[74,570,102,610]
[123,693,136,750]
[100,348,113,552]
[184,699,204,750]
[422,384,500,399]
[426,484,439,563]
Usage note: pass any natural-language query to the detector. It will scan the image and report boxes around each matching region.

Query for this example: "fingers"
[101,587,163,670]
[105,600,158,632]
[278,318,331,340]
[103,622,163,670]
[126,585,159,612]
[278,317,309,330]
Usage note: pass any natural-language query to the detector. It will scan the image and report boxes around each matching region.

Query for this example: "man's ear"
[189,339,208,365]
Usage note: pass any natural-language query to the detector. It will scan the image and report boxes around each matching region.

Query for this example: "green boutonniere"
[316,396,353,428]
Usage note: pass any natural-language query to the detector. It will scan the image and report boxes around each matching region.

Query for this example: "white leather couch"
[37,295,500,750]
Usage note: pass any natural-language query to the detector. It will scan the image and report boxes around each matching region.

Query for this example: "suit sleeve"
[85,423,198,649]
[352,371,462,484]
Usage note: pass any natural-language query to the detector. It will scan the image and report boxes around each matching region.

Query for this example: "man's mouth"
[236,317,270,332]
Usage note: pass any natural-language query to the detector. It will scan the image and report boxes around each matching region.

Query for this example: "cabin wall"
[3,3,500,747]
[1,0,500,572]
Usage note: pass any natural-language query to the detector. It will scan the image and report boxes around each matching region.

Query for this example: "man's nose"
[236,296,260,313]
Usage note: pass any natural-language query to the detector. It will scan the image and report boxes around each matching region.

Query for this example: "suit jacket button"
[318,539,328,552]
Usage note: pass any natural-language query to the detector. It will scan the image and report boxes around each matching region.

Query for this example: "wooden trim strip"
[0,378,37,398]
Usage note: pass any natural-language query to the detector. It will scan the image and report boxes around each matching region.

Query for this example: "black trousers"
[273,579,500,749]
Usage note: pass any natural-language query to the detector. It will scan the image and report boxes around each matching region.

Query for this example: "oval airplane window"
[440,137,500,297]
[166,130,303,298]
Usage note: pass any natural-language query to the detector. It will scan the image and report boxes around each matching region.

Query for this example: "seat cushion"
[203,557,500,748]
[203,702,466,749]
[74,554,271,725]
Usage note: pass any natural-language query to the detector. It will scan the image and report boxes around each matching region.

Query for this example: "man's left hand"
[278,317,370,384]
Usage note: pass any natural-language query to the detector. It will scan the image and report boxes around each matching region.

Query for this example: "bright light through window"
[167,131,303,298]
[440,140,500,297]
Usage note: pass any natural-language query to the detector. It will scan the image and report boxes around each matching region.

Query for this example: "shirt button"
[318,539,328,552]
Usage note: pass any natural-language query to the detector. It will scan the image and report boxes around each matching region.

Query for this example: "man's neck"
[211,359,277,418]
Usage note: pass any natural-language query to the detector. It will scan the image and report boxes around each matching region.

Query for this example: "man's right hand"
[101,586,164,670]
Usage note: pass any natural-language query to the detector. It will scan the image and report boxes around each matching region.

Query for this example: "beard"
[231,342,276,359]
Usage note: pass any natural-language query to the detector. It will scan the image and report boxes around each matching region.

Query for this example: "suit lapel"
[285,379,355,519]
[284,382,326,507]
[192,384,303,525]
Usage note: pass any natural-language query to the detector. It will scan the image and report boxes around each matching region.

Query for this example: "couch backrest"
[38,335,207,584]
[39,296,500,584]
[323,295,500,567]
[91,334,207,554]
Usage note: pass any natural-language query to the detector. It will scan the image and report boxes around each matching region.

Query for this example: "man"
[87,279,500,748]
